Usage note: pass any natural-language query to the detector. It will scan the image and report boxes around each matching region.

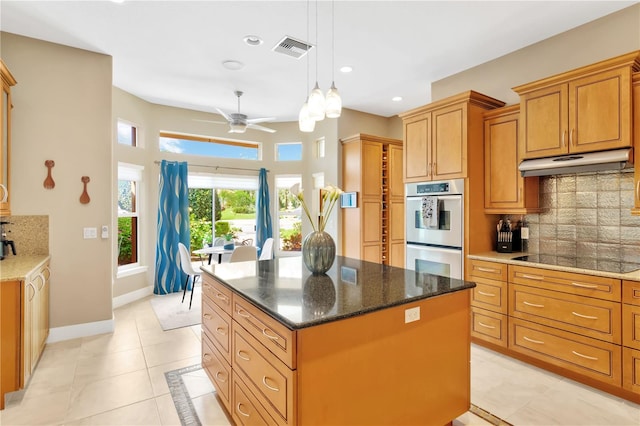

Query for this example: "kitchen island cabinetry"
[400,91,504,183]
[514,51,640,160]
[0,59,17,216]
[483,105,540,214]
[201,256,475,425]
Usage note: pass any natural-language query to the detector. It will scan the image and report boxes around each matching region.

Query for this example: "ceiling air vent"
[272,36,313,59]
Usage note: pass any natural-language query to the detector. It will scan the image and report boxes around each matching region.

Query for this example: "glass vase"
[302,231,336,274]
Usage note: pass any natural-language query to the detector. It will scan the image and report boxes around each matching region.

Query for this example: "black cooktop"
[511,254,640,274]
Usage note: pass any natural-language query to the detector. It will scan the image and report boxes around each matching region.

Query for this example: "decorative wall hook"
[80,176,90,204]
[43,160,55,189]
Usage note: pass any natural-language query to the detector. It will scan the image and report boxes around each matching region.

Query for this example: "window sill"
[117,265,148,279]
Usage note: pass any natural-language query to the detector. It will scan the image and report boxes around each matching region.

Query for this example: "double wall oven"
[405,179,464,279]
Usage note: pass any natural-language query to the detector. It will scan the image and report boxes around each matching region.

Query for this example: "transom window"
[276,142,302,161]
[117,120,137,147]
[159,132,260,160]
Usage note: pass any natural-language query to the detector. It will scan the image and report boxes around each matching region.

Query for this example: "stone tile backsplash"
[0,215,49,257]
[520,169,640,264]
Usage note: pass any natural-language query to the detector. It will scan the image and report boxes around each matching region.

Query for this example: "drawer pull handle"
[237,350,251,361]
[477,322,496,329]
[203,313,212,320]
[477,267,498,273]
[477,290,496,297]
[215,292,229,302]
[262,328,279,341]
[523,336,544,345]
[262,376,280,392]
[521,273,543,280]
[236,308,251,319]
[215,371,227,383]
[572,350,598,361]
[571,282,598,289]
[203,353,212,362]
[237,403,250,417]
[216,327,227,335]
[523,301,544,308]
[571,311,598,320]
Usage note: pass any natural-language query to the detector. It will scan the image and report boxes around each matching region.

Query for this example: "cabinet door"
[520,84,569,159]
[388,199,404,268]
[361,141,382,198]
[633,75,640,214]
[387,144,404,197]
[362,200,381,245]
[485,111,521,208]
[568,67,632,153]
[432,102,467,179]
[0,84,10,215]
[22,281,35,385]
[403,114,431,181]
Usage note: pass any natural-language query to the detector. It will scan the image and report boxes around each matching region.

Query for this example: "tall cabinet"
[633,72,640,215]
[1,60,17,216]
[341,134,404,267]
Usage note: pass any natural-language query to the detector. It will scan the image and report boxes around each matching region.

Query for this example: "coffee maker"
[0,221,16,260]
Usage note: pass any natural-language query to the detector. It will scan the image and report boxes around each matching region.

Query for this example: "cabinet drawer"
[510,318,621,386]
[202,335,231,411]
[469,260,507,281]
[203,275,233,316]
[233,295,296,369]
[471,307,507,347]
[470,277,507,314]
[623,280,640,306]
[509,265,621,302]
[232,372,276,426]
[233,325,295,425]
[623,304,640,350]
[202,298,231,363]
[623,347,640,394]
[509,284,621,344]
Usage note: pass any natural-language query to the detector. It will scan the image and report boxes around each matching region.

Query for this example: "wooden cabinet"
[0,60,17,216]
[483,105,541,214]
[632,73,640,215]
[469,260,508,347]
[0,259,50,410]
[341,134,404,267]
[623,280,640,395]
[514,51,640,160]
[400,91,504,183]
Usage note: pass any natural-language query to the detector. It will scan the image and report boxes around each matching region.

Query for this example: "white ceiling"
[1,1,637,123]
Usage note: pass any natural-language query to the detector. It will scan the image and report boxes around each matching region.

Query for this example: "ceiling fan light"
[299,101,315,132]
[228,123,246,133]
[325,82,342,118]
[308,82,325,121]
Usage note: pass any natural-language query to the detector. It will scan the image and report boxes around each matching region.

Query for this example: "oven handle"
[406,243,462,252]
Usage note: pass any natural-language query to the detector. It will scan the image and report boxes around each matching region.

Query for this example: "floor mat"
[150,286,201,331]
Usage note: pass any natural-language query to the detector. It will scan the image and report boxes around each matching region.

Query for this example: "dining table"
[192,245,235,265]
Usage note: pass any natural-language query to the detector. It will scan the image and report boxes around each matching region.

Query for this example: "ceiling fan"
[197,90,276,134]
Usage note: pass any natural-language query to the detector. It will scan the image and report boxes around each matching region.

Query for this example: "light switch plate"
[405,306,420,323]
[83,227,97,239]
[101,225,109,239]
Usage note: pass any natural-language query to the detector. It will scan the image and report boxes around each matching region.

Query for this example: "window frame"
[117,162,143,272]
[117,119,138,147]
[159,131,262,160]
[275,141,303,162]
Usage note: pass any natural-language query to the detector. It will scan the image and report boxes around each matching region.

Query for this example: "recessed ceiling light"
[222,60,244,71]
[243,35,263,46]
[392,96,403,102]
[340,66,353,73]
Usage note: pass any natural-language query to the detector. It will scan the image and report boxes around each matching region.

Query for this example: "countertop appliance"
[0,221,16,260]
[405,179,464,279]
[512,254,640,274]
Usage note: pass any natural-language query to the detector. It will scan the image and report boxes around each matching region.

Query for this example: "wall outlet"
[405,306,420,323]
[83,227,97,239]
[521,226,529,240]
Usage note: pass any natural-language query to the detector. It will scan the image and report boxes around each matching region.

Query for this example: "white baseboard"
[47,318,114,343]
[112,285,154,308]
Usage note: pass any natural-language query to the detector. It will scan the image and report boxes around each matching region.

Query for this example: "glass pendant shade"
[299,101,315,132]
[308,82,326,121]
[228,123,246,133]
[325,81,342,118]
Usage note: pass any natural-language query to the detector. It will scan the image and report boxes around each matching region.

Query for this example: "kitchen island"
[200,255,475,425]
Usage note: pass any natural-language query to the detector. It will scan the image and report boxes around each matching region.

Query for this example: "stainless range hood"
[519,148,633,177]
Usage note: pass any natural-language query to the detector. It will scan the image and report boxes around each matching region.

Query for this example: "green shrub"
[215,221,231,237]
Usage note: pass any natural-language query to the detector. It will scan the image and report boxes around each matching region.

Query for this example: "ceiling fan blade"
[247,123,277,133]
[215,108,232,122]
[246,116,276,124]
[193,118,227,125]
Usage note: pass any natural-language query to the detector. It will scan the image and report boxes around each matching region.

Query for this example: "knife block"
[496,229,522,253]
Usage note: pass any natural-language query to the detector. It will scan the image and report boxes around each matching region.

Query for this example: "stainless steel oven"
[405,179,464,279]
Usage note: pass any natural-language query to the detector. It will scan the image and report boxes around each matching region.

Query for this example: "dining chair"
[178,242,201,309]
[229,245,258,263]
[258,237,274,260]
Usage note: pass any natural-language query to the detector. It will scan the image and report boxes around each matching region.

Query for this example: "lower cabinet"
[469,260,508,348]
[623,280,640,394]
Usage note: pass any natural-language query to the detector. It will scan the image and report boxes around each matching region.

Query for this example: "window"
[159,132,260,160]
[117,120,137,147]
[316,137,325,158]
[276,176,302,253]
[276,142,302,161]
[118,163,143,268]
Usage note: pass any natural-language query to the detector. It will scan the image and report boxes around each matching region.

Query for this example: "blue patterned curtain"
[255,168,273,258]
[154,160,190,295]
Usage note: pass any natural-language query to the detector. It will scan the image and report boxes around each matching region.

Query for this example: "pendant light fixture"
[325,0,342,118]
[307,0,325,121]
[299,0,315,132]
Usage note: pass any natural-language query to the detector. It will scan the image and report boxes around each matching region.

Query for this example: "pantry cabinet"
[483,105,540,214]
[400,91,505,183]
[0,60,17,216]
[341,134,404,267]
[633,73,640,215]
[514,51,640,160]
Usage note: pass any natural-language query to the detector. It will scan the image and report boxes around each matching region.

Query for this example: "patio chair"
[178,242,201,309]
[229,245,257,263]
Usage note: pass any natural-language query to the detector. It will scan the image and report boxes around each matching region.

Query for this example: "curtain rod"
[153,161,268,173]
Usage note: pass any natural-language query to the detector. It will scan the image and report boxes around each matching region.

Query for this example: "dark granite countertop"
[200,255,475,330]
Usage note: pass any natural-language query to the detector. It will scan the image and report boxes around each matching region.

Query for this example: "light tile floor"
[0,296,637,425]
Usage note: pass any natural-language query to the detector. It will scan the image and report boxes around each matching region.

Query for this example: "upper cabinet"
[633,73,640,216]
[0,60,17,217]
[400,91,504,183]
[514,51,640,160]
[483,105,541,214]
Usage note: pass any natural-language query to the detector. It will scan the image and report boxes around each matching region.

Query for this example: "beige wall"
[1,32,113,328]
[432,4,640,104]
